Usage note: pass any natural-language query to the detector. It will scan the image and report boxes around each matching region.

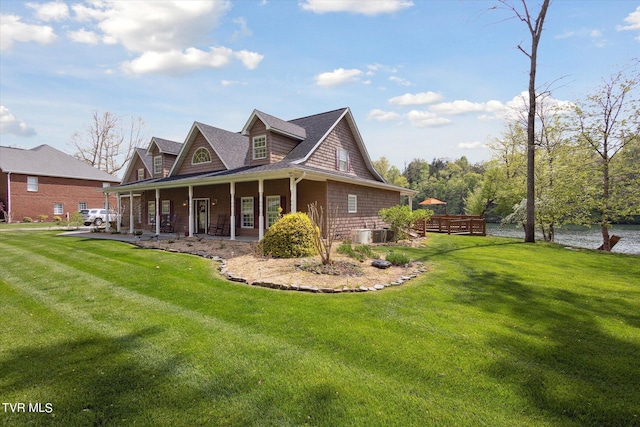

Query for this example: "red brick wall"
[305,117,379,181]
[6,173,116,222]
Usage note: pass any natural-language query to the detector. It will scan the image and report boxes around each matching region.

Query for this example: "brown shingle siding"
[305,117,378,181]
[175,133,226,175]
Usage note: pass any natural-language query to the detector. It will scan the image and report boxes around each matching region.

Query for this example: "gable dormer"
[241,110,306,166]
[146,137,181,178]
[122,148,153,184]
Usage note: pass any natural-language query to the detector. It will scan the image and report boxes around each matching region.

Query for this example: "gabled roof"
[0,144,119,182]
[119,147,153,184]
[146,137,182,156]
[241,109,307,140]
[169,122,249,176]
[285,107,385,182]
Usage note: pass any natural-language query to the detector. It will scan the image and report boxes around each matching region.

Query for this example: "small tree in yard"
[379,205,431,241]
[308,202,339,265]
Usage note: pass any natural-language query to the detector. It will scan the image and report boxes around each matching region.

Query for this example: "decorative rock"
[320,288,334,293]
[373,284,385,290]
[290,284,300,291]
[358,285,369,292]
[371,259,392,269]
[401,276,412,281]
[368,287,378,291]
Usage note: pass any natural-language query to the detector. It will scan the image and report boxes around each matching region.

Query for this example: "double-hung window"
[78,202,87,211]
[137,168,145,181]
[337,148,350,172]
[253,136,267,160]
[241,197,254,228]
[53,203,63,215]
[153,156,163,175]
[266,196,281,228]
[27,176,38,192]
[148,201,156,225]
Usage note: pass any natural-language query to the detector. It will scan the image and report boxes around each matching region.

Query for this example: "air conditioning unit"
[350,229,372,244]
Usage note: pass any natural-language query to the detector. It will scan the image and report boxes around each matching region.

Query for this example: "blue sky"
[1,0,639,174]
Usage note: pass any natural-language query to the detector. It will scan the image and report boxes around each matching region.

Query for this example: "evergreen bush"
[259,212,317,258]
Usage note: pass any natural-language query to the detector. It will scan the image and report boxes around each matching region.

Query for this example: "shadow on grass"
[0,327,181,426]
[453,269,640,425]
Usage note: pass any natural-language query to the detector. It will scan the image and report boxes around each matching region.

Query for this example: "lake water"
[486,223,640,255]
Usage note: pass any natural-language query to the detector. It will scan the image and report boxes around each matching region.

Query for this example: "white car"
[84,209,116,226]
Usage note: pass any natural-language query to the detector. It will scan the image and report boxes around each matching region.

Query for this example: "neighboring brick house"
[106,107,416,239]
[0,145,120,222]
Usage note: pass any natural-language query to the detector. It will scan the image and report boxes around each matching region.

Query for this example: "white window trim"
[153,155,163,175]
[338,148,350,172]
[137,168,144,180]
[348,194,357,213]
[27,176,38,192]
[78,202,87,211]
[266,195,281,228]
[53,203,63,215]
[252,135,267,160]
[241,197,254,228]
[192,147,212,165]
[148,201,155,225]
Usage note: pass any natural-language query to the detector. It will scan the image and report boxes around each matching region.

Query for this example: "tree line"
[373,62,640,250]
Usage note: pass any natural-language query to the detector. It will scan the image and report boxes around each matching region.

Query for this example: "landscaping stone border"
[135,243,428,293]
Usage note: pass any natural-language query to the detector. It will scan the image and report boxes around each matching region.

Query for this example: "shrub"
[385,251,410,266]
[354,244,378,259]
[259,212,317,258]
[53,215,62,222]
[69,212,84,228]
[337,241,379,261]
[379,205,431,241]
[38,215,49,222]
[22,217,33,223]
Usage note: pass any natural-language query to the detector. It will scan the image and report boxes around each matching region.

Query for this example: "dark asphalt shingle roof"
[152,138,182,155]
[253,110,307,140]
[0,144,119,182]
[195,122,249,170]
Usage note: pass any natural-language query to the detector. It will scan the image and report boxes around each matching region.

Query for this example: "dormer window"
[337,148,350,172]
[153,156,163,175]
[192,147,211,164]
[253,135,267,160]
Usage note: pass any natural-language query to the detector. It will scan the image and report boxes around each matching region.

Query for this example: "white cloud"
[617,6,640,40]
[389,76,412,86]
[300,0,414,16]
[431,99,505,115]
[406,110,451,127]
[0,14,57,51]
[67,28,100,44]
[458,141,486,149]
[234,50,264,70]
[315,68,363,87]
[0,106,37,137]
[74,1,231,52]
[221,80,247,87]
[389,91,443,106]
[367,109,402,122]
[231,17,252,40]
[26,1,69,22]
[122,46,262,75]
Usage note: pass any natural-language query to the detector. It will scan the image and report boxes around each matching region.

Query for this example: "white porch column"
[290,176,297,213]
[230,182,236,240]
[104,193,110,232]
[188,185,194,237]
[408,195,413,211]
[129,191,134,234]
[258,179,264,240]
[116,193,121,232]
[155,188,161,235]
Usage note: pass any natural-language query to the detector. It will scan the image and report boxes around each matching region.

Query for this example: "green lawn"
[1,231,638,426]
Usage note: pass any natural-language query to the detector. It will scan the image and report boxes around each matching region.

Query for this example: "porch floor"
[59,228,258,243]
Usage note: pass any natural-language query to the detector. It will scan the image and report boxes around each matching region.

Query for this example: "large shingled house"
[104,107,416,240]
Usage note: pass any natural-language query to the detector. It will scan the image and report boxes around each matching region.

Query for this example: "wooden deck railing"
[413,215,486,236]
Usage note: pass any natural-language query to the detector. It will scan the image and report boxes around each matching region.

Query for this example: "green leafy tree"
[573,62,640,250]
[379,205,430,241]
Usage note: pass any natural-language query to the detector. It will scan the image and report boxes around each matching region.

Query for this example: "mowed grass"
[0,232,638,426]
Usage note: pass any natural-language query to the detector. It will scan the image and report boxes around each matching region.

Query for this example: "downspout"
[289,172,306,214]
[6,172,11,223]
